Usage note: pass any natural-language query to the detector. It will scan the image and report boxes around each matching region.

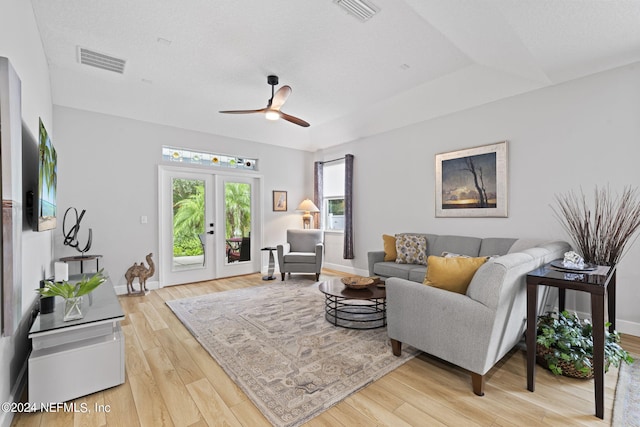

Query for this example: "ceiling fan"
[219,75,310,127]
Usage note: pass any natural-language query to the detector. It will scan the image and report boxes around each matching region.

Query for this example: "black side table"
[60,254,103,274]
[526,262,616,419]
[261,247,277,280]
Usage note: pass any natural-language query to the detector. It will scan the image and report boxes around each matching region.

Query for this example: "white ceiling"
[30,0,640,152]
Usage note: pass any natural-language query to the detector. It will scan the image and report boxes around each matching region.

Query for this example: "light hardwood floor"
[12,270,640,427]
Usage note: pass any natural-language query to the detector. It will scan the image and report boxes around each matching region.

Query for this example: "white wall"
[319,62,640,335]
[0,1,53,426]
[53,106,311,288]
[0,0,53,313]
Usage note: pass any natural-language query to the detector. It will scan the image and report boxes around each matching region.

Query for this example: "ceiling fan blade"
[270,85,291,110]
[219,108,266,114]
[280,111,310,127]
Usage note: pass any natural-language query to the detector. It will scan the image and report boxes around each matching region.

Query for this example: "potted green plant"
[37,269,107,321]
[536,310,633,378]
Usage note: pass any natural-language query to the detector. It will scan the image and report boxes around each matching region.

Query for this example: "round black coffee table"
[318,279,386,329]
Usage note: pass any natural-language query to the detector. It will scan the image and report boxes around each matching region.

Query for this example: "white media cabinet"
[28,275,125,405]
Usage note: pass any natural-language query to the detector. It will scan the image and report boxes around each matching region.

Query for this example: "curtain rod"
[319,155,348,165]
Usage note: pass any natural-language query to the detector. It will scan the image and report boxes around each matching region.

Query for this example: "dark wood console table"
[526,262,616,419]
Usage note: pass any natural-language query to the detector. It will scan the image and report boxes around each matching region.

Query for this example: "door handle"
[207,231,214,235]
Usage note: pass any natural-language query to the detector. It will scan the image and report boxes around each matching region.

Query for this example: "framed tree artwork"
[273,190,287,212]
[435,141,508,218]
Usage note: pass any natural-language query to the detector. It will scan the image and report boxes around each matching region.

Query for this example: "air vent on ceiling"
[77,47,126,74]
[333,0,379,22]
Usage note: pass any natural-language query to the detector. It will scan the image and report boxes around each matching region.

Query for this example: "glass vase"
[63,296,84,321]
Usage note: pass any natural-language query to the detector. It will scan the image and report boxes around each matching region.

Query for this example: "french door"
[215,175,261,278]
[159,166,261,286]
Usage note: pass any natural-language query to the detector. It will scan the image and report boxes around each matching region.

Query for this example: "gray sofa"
[367,233,570,395]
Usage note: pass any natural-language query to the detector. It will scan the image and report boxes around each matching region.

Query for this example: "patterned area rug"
[613,359,640,426]
[166,281,418,427]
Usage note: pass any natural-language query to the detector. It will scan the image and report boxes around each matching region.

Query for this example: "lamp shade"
[296,199,319,229]
[296,199,319,213]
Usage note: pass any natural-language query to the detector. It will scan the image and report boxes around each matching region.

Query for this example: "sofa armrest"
[367,251,385,276]
[277,243,291,270]
[386,277,495,373]
[315,243,324,270]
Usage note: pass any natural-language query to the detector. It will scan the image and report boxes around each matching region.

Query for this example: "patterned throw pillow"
[395,234,427,265]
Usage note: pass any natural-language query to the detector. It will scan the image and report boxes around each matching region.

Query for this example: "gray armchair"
[277,229,324,281]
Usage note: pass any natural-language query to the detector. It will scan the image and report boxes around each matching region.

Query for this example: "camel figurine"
[125,253,155,295]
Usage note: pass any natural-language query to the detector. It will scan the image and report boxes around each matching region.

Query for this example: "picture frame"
[273,190,287,212]
[435,141,508,218]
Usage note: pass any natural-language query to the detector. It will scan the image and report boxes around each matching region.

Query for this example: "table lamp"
[296,199,320,229]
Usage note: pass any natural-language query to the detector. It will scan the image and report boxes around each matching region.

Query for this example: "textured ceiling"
[30,0,640,151]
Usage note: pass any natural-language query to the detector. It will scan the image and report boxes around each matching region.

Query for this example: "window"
[162,146,257,171]
[326,198,345,230]
[323,160,345,231]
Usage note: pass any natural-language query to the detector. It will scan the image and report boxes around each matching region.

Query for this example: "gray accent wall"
[317,61,640,336]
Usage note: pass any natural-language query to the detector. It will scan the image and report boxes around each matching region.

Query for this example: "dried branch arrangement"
[552,186,640,266]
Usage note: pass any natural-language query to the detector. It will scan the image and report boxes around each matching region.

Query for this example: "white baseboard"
[615,319,640,337]
[322,262,368,277]
[114,280,160,295]
[0,359,27,427]
[0,307,32,427]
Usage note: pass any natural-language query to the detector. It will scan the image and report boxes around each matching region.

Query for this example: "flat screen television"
[37,118,57,231]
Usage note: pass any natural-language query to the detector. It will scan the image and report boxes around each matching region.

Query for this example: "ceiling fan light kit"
[219,75,310,127]
[264,111,280,121]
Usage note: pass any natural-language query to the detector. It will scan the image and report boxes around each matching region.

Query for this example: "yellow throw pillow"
[423,255,487,294]
[382,234,397,261]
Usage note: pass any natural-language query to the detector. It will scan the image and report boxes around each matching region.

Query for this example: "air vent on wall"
[77,47,126,74]
[333,0,379,22]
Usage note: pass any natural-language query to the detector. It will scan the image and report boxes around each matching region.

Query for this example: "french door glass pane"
[225,182,251,264]
[172,178,205,271]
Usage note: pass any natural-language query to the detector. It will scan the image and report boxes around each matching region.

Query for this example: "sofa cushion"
[287,229,323,252]
[382,234,397,261]
[429,235,482,258]
[479,238,517,257]
[373,261,414,280]
[441,251,470,258]
[507,238,546,254]
[408,267,428,282]
[423,255,488,294]
[284,252,317,263]
[395,234,427,265]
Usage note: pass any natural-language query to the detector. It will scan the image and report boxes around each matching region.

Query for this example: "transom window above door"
[162,146,258,171]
